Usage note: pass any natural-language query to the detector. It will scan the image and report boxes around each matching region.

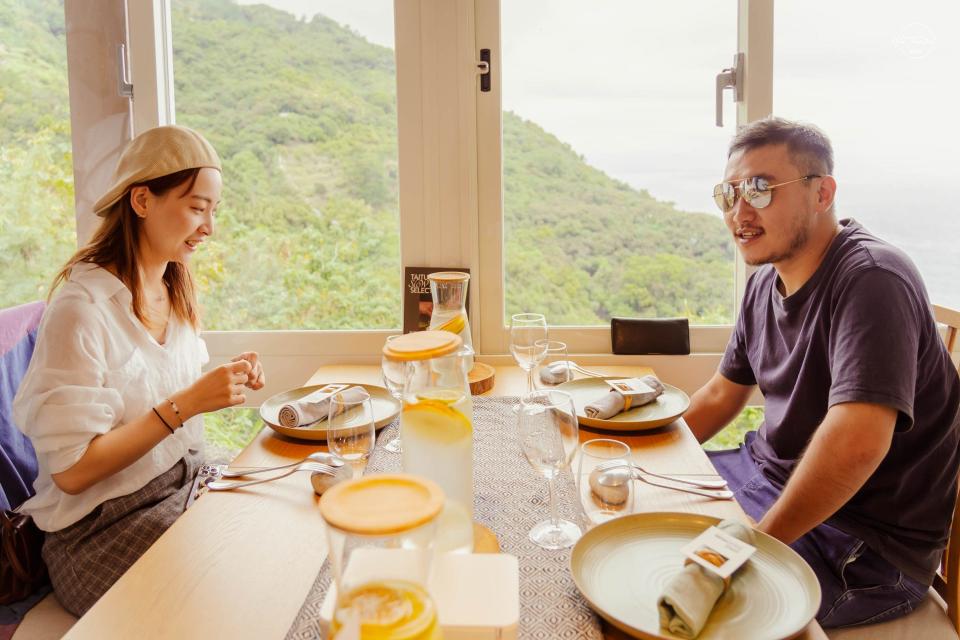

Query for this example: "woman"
[12,125,265,616]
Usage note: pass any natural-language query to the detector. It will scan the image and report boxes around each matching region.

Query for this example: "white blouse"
[13,263,207,531]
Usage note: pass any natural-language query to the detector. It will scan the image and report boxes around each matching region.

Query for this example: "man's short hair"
[728,117,834,176]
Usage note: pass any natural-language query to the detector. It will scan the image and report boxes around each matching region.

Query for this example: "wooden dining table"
[64,364,827,640]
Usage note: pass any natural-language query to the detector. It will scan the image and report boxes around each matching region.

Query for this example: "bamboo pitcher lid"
[319,474,444,536]
[427,271,470,282]
[382,330,462,361]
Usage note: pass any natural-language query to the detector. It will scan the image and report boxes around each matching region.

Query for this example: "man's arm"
[684,371,755,443]
[757,401,897,544]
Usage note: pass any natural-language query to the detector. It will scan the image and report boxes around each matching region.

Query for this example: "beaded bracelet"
[152,407,175,435]
[166,398,184,428]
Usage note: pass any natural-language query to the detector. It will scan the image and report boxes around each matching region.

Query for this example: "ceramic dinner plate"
[259,383,401,441]
[570,512,821,640]
[557,377,690,431]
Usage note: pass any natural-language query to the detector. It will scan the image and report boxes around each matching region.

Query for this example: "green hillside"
[0,0,735,328]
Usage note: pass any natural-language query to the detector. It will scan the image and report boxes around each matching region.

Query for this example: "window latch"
[715,52,744,127]
[117,43,133,99]
[477,48,491,92]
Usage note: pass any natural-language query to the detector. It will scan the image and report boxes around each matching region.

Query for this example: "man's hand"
[757,401,897,544]
[231,351,265,390]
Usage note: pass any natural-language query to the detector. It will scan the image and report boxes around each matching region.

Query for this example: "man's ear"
[129,186,150,218]
[817,175,837,213]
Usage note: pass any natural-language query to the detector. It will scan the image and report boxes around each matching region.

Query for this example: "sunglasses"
[713,174,821,213]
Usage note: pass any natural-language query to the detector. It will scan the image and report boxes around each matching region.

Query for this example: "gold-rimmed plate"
[570,512,820,640]
[259,383,401,442]
[557,377,690,431]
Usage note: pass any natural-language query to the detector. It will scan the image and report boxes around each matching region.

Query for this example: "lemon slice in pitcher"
[403,395,471,442]
[435,314,466,335]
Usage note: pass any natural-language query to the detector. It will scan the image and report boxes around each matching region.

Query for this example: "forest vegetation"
[1,0,735,329]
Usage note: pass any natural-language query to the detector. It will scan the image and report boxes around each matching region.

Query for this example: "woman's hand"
[231,351,265,390]
[172,360,253,419]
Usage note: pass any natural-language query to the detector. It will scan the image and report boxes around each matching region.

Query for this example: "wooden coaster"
[472,522,500,553]
[468,362,496,395]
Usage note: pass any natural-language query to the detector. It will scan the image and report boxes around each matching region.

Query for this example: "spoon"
[593,459,728,490]
[219,451,344,478]
[205,461,345,493]
[590,464,734,504]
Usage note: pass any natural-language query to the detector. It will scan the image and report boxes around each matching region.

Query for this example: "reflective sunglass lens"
[747,190,772,209]
[712,185,728,211]
[743,177,772,209]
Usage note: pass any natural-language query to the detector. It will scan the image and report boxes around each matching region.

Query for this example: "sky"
[237,1,959,306]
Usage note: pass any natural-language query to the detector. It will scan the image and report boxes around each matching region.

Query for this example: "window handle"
[715,52,743,127]
[116,44,133,99]
[478,48,491,92]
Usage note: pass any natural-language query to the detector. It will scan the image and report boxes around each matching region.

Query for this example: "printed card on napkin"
[680,526,756,580]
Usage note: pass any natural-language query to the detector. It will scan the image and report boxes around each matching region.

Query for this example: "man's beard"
[743,221,810,266]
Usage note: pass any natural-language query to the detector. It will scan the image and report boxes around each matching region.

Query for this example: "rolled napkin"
[583,375,664,419]
[657,519,756,639]
[539,361,573,385]
[278,386,370,428]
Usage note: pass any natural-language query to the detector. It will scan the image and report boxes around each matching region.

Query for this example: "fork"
[635,474,734,500]
[595,459,728,490]
[218,451,343,479]
[205,461,338,491]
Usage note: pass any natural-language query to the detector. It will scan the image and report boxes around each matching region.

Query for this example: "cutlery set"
[199,451,350,496]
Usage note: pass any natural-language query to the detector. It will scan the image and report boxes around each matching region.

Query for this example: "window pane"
[0,0,75,308]
[172,0,401,330]
[501,2,737,326]
[776,4,960,309]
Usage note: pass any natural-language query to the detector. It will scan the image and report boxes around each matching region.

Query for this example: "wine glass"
[380,335,406,453]
[510,313,548,393]
[535,339,571,388]
[517,389,582,549]
[576,438,634,527]
[327,393,376,478]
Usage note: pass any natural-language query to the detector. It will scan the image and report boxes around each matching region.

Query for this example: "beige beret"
[93,125,221,216]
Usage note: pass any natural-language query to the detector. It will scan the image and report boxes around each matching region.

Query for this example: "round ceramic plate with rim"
[557,376,690,431]
[570,512,821,640]
[259,383,400,442]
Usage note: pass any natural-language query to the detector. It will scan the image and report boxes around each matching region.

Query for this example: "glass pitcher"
[383,331,474,553]
[427,272,474,372]
[320,473,444,640]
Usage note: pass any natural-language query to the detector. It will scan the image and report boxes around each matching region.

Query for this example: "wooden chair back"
[933,304,960,632]
[934,304,960,373]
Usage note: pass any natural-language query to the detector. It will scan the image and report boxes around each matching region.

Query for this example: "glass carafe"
[320,474,444,640]
[383,331,474,553]
[427,272,474,372]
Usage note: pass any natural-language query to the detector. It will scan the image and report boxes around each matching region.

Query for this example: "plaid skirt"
[42,451,202,616]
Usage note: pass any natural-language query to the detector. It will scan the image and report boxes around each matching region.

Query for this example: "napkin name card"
[320,550,519,639]
[298,383,350,405]
[680,526,756,580]
[605,378,657,408]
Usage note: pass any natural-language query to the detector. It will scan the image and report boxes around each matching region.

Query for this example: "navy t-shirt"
[720,219,960,583]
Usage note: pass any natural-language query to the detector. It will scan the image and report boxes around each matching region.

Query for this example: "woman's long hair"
[51,169,203,330]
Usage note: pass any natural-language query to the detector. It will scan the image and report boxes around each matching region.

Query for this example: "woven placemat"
[285,395,602,639]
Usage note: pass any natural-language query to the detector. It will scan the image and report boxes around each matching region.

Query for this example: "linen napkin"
[657,519,756,639]
[278,386,370,428]
[583,375,664,419]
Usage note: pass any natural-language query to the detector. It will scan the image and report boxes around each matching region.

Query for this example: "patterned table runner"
[286,395,602,639]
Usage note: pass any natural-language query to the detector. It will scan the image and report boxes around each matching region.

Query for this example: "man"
[685,117,960,628]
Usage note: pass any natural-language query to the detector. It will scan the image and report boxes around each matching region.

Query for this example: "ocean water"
[844,196,959,310]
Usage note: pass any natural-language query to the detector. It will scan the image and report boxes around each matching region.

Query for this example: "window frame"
[64,0,775,406]
[474,0,773,356]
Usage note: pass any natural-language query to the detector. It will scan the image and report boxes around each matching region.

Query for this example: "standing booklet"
[403,266,470,334]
